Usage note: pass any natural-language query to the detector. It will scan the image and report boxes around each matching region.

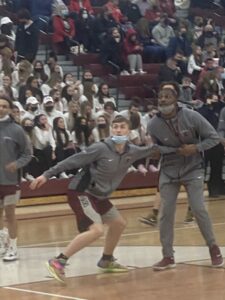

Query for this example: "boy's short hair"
[112,115,130,127]
[0,95,13,108]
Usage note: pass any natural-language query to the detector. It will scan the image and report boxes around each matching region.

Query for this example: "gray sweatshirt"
[217,106,225,138]
[0,118,32,185]
[147,108,220,180]
[43,138,176,199]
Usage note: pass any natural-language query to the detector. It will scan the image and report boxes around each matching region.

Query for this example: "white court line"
[22,221,225,248]
[3,287,88,300]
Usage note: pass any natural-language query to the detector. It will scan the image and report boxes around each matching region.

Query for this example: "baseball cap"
[26,96,39,105]
[0,17,13,26]
[43,96,54,104]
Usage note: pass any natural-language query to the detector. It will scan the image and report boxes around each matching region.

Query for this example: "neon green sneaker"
[46,258,67,284]
[97,259,129,273]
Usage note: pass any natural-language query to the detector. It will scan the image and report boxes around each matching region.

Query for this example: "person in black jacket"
[15,9,39,63]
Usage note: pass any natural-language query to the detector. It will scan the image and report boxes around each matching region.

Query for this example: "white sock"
[9,238,17,250]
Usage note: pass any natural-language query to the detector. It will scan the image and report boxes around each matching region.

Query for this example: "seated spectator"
[90,114,111,143]
[0,17,15,48]
[174,0,190,19]
[44,51,64,78]
[18,76,43,106]
[22,96,41,120]
[158,57,183,83]
[166,24,192,59]
[2,75,18,100]
[124,29,145,74]
[52,6,76,55]
[11,59,33,88]
[80,69,98,96]
[135,0,153,17]
[50,88,67,113]
[93,7,117,46]
[157,0,175,17]
[179,76,195,106]
[33,60,49,87]
[192,16,204,42]
[105,0,124,24]
[80,100,96,127]
[202,43,218,62]
[52,116,76,178]
[32,114,56,177]
[151,13,175,48]
[69,0,94,16]
[197,24,220,50]
[64,100,81,132]
[188,45,203,81]
[95,83,116,108]
[75,9,98,53]
[119,0,142,24]
[42,95,65,126]
[71,116,91,150]
[102,101,119,124]
[15,9,39,63]
[120,101,142,120]
[100,27,128,74]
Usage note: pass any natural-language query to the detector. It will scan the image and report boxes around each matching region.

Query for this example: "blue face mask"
[111,135,128,144]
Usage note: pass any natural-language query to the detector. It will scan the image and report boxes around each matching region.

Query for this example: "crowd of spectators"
[0,0,225,196]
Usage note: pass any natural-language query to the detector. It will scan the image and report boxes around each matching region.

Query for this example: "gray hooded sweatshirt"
[43,138,176,199]
[147,107,220,181]
[0,117,32,185]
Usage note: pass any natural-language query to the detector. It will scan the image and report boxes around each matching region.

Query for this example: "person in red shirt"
[105,0,124,24]
[52,7,76,55]
[69,0,94,15]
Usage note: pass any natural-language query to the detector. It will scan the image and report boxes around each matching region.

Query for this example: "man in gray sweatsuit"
[0,96,32,261]
[147,87,224,271]
[31,115,176,283]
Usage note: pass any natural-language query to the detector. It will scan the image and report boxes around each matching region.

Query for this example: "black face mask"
[84,78,93,82]
[34,68,42,72]
[98,123,107,129]
[73,112,77,118]
[181,32,187,38]
[54,97,60,102]
[80,124,88,131]
[23,125,33,133]
[30,106,38,112]
[45,106,54,112]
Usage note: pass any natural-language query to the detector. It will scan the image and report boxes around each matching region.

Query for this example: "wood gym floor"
[1,192,225,300]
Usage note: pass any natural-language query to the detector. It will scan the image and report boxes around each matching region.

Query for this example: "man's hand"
[177,144,198,156]
[5,162,17,173]
[30,175,47,190]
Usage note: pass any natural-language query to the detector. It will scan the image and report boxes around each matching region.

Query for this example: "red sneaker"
[209,245,224,268]
[153,257,176,271]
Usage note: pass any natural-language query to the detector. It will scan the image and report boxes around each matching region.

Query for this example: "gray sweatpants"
[159,169,216,257]
[127,54,143,72]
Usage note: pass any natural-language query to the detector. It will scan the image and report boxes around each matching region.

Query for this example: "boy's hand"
[30,175,47,190]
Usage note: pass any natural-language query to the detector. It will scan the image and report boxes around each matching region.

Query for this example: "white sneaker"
[120,70,130,76]
[130,70,137,75]
[59,172,69,179]
[139,70,146,74]
[0,229,9,256]
[3,247,18,261]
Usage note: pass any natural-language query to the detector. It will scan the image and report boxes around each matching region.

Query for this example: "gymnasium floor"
[1,195,225,299]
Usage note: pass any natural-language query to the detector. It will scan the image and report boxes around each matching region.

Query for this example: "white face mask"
[66,80,74,85]
[158,103,176,115]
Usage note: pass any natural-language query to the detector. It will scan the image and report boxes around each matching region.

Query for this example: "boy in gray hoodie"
[30,115,176,283]
[0,96,32,261]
